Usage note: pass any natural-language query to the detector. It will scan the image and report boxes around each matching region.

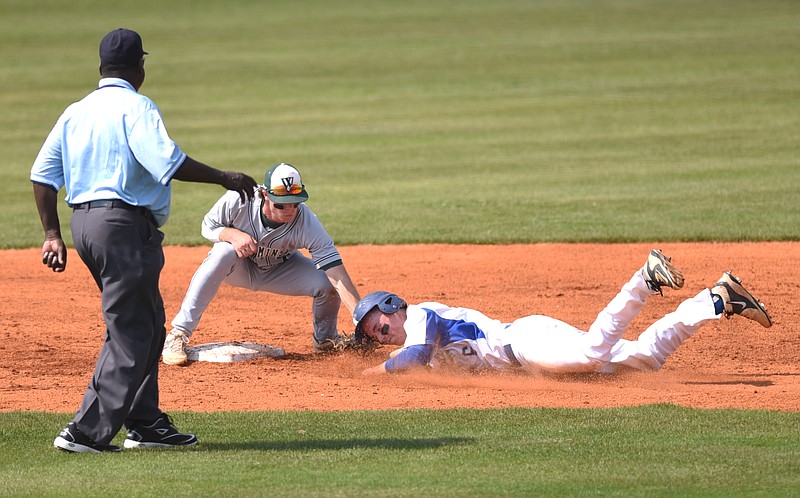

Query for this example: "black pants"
[70,204,165,444]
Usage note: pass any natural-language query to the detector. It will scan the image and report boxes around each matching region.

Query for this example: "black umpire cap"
[99,28,148,66]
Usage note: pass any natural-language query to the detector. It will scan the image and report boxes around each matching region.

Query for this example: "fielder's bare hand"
[41,238,67,272]
[219,227,258,259]
[221,172,258,203]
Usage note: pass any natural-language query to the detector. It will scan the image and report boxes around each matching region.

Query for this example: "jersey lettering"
[255,246,291,260]
[254,245,293,269]
[432,343,483,370]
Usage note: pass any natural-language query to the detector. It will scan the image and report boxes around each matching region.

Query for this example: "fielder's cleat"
[712,272,773,328]
[123,413,198,449]
[642,249,685,295]
[53,422,122,454]
[162,329,189,366]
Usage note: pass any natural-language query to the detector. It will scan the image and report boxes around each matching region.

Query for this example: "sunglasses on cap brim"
[268,184,304,196]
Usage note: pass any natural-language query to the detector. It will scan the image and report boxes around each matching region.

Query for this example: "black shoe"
[123,413,199,448]
[712,272,773,328]
[53,422,122,453]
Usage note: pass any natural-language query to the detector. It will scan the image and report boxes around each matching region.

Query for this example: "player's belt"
[71,199,156,225]
[503,344,522,367]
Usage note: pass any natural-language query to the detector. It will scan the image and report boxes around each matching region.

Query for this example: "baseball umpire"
[162,162,361,365]
[31,28,257,453]
[353,249,772,375]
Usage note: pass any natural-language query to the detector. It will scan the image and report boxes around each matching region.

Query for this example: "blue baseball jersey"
[385,303,520,372]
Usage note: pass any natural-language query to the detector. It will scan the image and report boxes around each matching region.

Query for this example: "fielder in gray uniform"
[353,250,772,376]
[162,163,361,365]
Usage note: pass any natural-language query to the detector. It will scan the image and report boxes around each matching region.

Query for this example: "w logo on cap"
[265,163,308,199]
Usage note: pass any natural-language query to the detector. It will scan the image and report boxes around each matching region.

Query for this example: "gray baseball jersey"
[202,188,342,270]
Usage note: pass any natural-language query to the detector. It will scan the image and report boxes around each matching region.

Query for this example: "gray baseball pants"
[171,242,340,343]
[70,204,165,445]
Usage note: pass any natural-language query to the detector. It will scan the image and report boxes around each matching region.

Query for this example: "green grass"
[1,406,798,497]
[2,0,799,247]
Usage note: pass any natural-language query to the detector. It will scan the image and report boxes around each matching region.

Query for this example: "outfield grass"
[1,407,798,497]
[2,0,799,247]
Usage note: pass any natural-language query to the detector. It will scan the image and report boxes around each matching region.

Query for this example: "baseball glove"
[316,333,379,354]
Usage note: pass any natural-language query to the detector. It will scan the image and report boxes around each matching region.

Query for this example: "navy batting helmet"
[353,291,407,342]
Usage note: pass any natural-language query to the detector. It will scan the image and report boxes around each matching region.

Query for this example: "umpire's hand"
[41,238,67,272]
[220,171,258,202]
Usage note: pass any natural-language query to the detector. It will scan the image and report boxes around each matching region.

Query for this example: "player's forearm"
[218,227,247,244]
[325,265,361,315]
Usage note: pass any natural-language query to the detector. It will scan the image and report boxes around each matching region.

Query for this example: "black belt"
[71,200,156,224]
[503,344,522,367]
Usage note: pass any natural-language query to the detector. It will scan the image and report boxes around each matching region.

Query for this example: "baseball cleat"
[123,413,198,449]
[162,329,190,366]
[712,272,773,328]
[53,422,122,453]
[642,249,685,295]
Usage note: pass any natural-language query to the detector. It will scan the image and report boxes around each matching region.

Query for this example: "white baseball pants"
[508,270,720,373]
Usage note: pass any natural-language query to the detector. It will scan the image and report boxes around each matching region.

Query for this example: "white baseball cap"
[264,163,308,203]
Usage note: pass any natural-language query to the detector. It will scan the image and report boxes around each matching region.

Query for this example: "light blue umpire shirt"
[30,77,187,227]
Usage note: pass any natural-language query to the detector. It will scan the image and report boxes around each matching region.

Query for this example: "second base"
[185,341,285,363]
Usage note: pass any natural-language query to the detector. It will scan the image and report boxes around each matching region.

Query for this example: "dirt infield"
[1,243,797,413]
